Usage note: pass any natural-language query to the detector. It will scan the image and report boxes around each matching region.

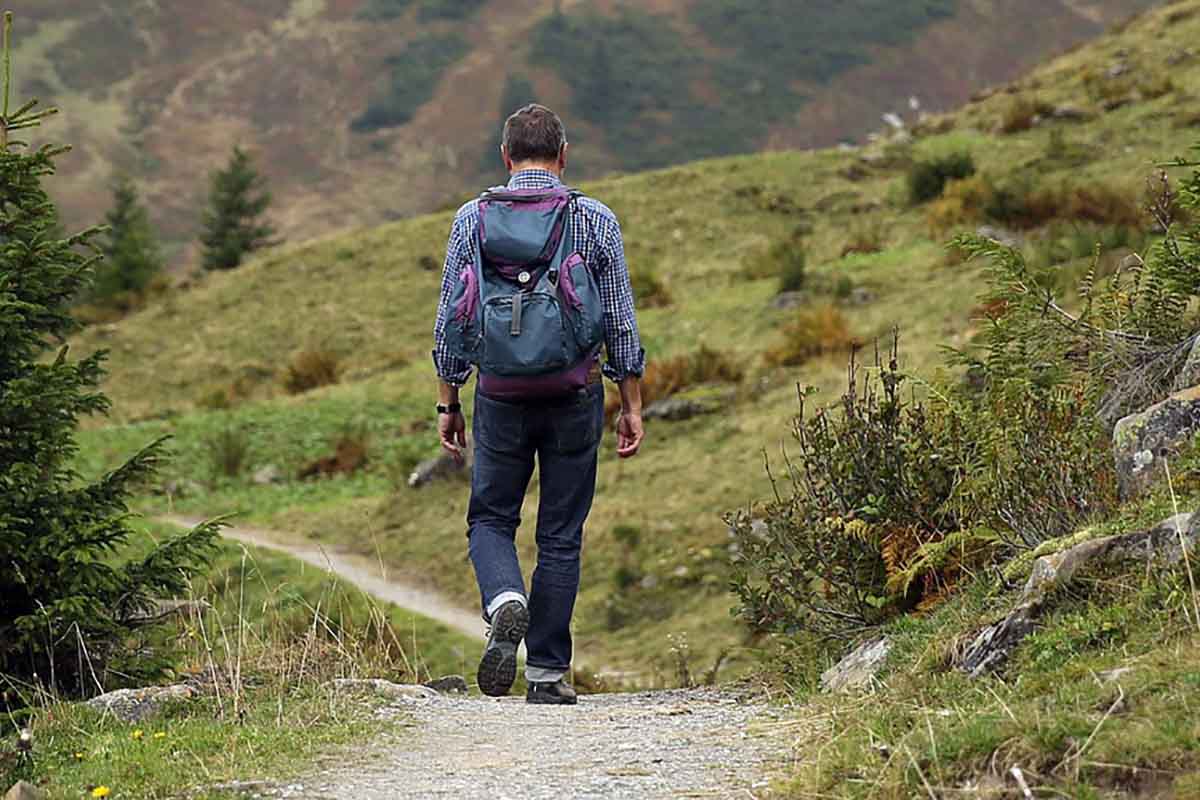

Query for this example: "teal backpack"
[445,186,605,396]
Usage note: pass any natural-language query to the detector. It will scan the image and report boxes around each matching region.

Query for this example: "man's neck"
[509,161,561,178]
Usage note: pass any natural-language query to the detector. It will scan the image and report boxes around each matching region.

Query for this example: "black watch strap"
[437,403,462,415]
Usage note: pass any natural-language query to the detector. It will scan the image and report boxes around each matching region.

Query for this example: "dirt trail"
[267,689,786,800]
[165,517,789,798]
[161,515,485,641]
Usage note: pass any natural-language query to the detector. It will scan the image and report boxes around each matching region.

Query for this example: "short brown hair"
[501,104,567,163]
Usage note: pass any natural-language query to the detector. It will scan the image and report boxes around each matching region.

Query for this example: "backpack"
[444,186,605,396]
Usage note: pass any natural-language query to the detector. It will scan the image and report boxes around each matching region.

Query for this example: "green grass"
[69,0,1200,682]
[772,556,1200,797]
[2,526,478,797]
[5,688,389,800]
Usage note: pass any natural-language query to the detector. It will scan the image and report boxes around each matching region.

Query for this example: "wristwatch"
[436,403,462,415]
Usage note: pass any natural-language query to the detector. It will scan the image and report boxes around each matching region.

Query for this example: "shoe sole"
[477,602,528,698]
[525,692,578,706]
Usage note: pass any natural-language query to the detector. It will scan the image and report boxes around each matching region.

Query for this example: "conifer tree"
[199,145,277,271]
[92,173,162,302]
[0,13,219,696]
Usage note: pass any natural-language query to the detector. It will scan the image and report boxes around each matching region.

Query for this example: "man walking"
[432,104,645,705]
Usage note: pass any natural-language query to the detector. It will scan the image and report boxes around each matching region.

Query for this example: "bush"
[729,144,1200,638]
[630,267,672,308]
[206,426,252,480]
[840,218,886,258]
[282,349,343,395]
[729,344,967,637]
[606,345,744,419]
[906,151,976,205]
[772,236,808,293]
[766,306,857,367]
[998,95,1052,134]
[299,426,371,480]
[926,175,995,235]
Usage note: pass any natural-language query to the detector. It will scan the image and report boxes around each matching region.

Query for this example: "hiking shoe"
[477,600,529,697]
[526,679,577,705]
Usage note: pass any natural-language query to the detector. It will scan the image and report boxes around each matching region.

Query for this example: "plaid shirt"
[433,169,645,386]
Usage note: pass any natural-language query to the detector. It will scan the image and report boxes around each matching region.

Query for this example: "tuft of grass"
[766,305,858,367]
[282,350,343,395]
[630,266,672,308]
[205,426,252,481]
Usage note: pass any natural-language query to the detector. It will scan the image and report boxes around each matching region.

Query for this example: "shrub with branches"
[732,139,1200,638]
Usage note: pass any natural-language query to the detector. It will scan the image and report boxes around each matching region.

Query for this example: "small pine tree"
[0,13,219,696]
[199,145,277,271]
[92,173,162,302]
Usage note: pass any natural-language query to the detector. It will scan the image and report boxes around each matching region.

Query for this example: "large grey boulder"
[821,636,891,692]
[1113,385,1200,498]
[85,684,196,722]
[956,513,1198,676]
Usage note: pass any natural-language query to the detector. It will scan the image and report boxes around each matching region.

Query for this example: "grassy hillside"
[72,0,1200,681]
[12,0,1155,262]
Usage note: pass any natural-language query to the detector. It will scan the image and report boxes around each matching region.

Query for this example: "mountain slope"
[16,0,1158,263]
[71,0,1200,677]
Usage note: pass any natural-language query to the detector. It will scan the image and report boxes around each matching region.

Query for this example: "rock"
[956,602,1040,678]
[85,684,196,722]
[821,636,891,692]
[1113,386,1200,498]
[1107,62,1130,79]
[423,675,469,695]
[770,291,805,310]
[845,287,875,306]
[328,678,438,700]
[976,225,1023,248]
[1050,105,1094,122]
[956,513,1198,676]
[1171,336,1200,391]
[643,398,715,423]
[252,464,284,485]
[1103,96,1132,112]
[5,782,45,800]
[409,446,471,489]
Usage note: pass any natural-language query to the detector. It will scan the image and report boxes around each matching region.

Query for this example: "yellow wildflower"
[73,751,85,760]
[91,787,111,798]
[131,729,144,740]
[153,732,166,740]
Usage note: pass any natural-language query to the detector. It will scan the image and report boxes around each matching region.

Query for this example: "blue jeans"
[467,384,605,681]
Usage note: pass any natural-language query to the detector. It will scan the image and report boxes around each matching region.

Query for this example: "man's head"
[500,103,568,175]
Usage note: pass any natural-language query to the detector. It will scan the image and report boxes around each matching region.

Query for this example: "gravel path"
[267,688,787,799]
[161,515,485,641]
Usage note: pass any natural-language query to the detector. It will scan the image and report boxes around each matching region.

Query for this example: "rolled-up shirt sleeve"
[432,212,474,387]
[596,217,646,382]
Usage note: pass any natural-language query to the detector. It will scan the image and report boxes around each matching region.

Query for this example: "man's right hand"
[439,411,467,462]
[616,411,644,459]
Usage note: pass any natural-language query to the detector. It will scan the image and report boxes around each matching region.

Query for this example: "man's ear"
[558,142,569,173]
[501,145,513,173]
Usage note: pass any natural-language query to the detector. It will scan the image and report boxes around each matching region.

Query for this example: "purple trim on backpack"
[559,252,585,310]
[454,266,477,324]
[478,353,598,400]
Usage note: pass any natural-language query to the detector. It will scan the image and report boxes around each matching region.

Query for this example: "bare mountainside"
[18,0,1158,263]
